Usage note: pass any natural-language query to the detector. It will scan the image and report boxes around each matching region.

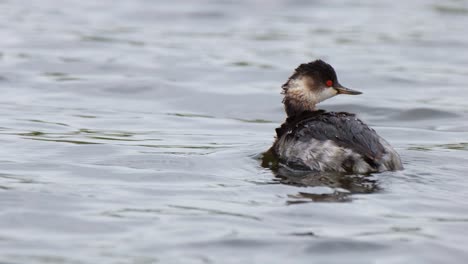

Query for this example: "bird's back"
[273,111,402,173]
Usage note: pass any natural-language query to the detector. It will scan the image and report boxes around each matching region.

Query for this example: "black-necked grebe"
[271,60,403,174]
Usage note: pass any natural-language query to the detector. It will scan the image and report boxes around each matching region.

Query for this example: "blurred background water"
[1,0,468,263]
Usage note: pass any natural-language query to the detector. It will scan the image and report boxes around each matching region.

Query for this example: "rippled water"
[1,0,468,263]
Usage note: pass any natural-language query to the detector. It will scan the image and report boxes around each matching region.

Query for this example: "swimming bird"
[271,60,403,174]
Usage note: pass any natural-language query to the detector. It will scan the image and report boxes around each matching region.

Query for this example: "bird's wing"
[281,112,386,165]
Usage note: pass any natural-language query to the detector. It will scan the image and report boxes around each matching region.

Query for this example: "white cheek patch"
[316,87,338,103]
[286,78,338,106]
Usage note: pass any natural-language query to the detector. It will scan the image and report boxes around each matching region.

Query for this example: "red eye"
[325,80,333,87]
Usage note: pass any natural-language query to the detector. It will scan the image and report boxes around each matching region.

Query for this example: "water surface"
[1,0,468,263]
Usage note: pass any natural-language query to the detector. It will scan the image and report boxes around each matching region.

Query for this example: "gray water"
[1,0,468,263]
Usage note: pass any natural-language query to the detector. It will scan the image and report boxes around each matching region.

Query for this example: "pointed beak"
[334,83,362,95]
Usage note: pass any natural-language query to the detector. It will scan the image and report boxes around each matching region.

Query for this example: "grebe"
[271,60,403,174]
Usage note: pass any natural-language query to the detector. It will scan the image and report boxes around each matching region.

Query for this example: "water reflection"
[261,149,380,202]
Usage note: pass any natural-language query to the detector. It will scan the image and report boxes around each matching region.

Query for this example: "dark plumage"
[274,111,395,171]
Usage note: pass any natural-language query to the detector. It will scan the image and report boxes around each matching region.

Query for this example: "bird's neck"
[283,90,317,117]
